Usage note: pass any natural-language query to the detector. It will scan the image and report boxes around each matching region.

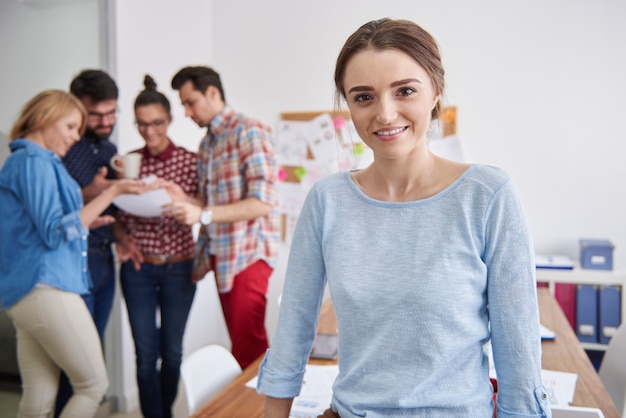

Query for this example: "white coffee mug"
[110,153,142,179]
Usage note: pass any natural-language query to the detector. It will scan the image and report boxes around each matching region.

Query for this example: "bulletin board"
[276,110,363,242]
[278,110,352,183]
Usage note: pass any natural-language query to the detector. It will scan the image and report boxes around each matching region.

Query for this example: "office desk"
[193,288,619,418]
[538,288,620,417]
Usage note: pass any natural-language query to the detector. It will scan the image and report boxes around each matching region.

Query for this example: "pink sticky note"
[278,167,287,182]
[333,116,345,130]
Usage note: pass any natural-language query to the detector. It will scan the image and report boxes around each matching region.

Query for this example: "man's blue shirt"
[62,134,118,247]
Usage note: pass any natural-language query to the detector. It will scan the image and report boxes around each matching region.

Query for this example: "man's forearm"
[209,197,272,224]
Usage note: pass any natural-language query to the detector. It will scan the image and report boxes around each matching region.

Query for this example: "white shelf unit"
[536,268,626,351]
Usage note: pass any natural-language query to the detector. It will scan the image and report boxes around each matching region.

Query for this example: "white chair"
[180,344,242,415]
[598,323,626,417]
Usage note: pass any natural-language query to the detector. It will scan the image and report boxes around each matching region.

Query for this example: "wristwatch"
[200,208,213,225]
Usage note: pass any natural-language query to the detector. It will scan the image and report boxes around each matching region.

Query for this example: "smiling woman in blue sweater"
[257,19,551,418]
[0,89,152,418]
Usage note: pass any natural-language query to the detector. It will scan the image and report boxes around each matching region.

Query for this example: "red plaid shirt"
[197,106,280,292]
[119,141,198,257]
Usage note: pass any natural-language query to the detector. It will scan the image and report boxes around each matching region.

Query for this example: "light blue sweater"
[258,165,551,417]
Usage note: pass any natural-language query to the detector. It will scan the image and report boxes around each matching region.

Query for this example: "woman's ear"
[432,91,441,110]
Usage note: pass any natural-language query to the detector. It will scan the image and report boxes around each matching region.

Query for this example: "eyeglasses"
[87,109,118,122]
[136,119,168,130]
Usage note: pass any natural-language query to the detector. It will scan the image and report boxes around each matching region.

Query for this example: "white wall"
[0,0,100,134]
[111,0,210,156]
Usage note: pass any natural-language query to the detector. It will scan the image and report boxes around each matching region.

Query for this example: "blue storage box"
[579,239,614,270]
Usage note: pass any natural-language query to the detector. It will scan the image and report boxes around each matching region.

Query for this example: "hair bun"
[143,75,157,91]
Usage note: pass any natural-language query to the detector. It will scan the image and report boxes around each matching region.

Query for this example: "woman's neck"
[352,151,470,202]
[147,138,170,156]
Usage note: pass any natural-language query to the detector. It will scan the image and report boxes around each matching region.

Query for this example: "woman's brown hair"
[334,18,445,120]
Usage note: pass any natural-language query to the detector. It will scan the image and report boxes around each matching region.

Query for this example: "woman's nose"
[375,96,398,125]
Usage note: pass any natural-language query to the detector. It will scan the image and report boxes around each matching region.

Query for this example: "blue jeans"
[84,244,117,340]
[55,243,115,417]
[121,259,196,418]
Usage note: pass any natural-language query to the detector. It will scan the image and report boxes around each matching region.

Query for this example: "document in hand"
[113,175,171,217]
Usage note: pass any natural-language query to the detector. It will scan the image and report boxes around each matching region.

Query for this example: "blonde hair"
[10,89,87,141]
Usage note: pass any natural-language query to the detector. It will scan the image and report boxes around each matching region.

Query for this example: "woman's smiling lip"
[374,126,408,141]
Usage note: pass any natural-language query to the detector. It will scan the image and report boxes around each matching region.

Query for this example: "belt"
[143,253,195,265]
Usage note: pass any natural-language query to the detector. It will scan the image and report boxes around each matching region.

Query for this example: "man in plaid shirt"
[166,66,280,369]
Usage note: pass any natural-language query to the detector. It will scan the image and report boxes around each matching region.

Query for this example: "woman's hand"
[112,178,159,196]
[264,397,294,418]
[160,179,188,201]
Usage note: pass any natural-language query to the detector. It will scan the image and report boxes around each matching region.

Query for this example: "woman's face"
[135,103,171,155]
[39,109,83,157]
[343,48,440,161]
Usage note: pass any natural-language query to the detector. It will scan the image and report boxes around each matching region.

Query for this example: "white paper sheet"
[113,188,171,217]
[551,405,605,418]
[541,369,578,407]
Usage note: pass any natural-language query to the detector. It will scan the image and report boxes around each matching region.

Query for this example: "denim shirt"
[0,139,89,309]
[258,166,551,417]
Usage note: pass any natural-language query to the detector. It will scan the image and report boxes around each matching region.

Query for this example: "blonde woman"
[0,90,152,418]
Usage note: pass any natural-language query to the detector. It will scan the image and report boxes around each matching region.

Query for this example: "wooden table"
[538,288,620,417]
[193,288,619,417]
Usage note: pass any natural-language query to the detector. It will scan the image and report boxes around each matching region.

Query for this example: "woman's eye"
[354,94,372,103]
[398,87,416,96]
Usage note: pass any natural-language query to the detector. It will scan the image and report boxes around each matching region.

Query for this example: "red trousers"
[216,258,272,369]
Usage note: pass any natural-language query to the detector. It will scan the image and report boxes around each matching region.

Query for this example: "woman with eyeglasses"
[115,75,199,418]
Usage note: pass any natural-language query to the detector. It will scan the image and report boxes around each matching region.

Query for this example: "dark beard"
[85,127,112,141]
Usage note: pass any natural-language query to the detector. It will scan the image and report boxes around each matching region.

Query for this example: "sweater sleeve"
[257,183,327,398]
[485,179,551,417]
